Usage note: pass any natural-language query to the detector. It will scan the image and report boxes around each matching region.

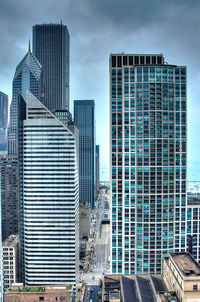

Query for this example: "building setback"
[0,155,18,241]
[74,100,95,209]
[33,23,70,111]
[7,47,42,155]
[110,54,187,274]
[18,91,79,286]
[0,92,8,153]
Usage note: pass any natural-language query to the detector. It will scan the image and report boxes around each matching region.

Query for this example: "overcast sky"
[0,0,200,181]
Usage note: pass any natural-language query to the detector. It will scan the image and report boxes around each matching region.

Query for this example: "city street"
[80,189,110,300]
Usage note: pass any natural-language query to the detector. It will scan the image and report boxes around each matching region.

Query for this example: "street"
[81,189,110,301]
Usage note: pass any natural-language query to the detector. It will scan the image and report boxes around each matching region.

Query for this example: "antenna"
[28,39,31,52]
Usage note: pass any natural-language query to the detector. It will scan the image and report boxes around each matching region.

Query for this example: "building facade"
[0,175,3,302]
[0,155,18,241]
[0,91,8,153]
[110,54,187,274]
[74,100,95,208]
[7,48,42,155]
[3,235,19,291]
[96,145,100,196]
[33,23,70,111]
[18,91,79,286]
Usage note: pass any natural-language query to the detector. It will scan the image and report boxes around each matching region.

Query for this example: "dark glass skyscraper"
[33,23,70,111]
[74,100,95,209]
[0,92,8,153]
[7,48,42,155]
[110,54,187,275]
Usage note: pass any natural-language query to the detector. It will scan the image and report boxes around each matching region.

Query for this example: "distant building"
[0,92,8,153]
[3,235,19,291]
[18,91,79,286]
[4,284,72,302]
[7,47,42,155]
[0,174,3,301]
[103,252,200,302]
[0,155,18,241]
[96,145,100,195]
[74,100,95,208]
[33,23,70,111]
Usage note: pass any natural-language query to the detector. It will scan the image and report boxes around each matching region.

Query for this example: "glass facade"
[33,23,70,111]
[18,91,79,286]
[0,92,8,153]
[74,100,95,209]
[110,54,187,274]
[7,49,42,155]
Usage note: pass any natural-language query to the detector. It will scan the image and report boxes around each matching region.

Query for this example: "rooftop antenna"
[60,19,62,24]
[28,39,31,52]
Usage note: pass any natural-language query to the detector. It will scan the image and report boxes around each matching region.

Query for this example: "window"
[193,285,198,291]
[39,297,44,301]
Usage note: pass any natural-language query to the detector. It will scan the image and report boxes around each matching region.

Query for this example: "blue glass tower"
[110,54,187,274]
[7,47,42,155]
[74,100,95,209]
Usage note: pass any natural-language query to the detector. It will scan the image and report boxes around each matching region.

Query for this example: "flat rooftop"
[171,253,200,276]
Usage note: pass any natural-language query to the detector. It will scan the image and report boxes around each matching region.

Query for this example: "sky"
[0,0,200,181]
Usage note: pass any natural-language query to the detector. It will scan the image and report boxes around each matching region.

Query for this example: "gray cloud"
[0,0,200,180]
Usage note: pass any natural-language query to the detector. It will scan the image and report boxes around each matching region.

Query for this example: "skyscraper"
[74,100,95,208]
[18,91,79,286]
[0,91,8,153]
[96,145,100,195]
[0,155,18,241]
[0,175,3,301]
[110,54,187,274]
[7,47,42,155]
[33,23,70,111]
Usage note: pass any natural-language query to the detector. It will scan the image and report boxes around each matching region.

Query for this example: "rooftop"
[3,235,19,247]
[171,253,200,276]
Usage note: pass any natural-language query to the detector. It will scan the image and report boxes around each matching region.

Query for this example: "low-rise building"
[103,252,200,302]
[3,235,19,291]
[163,252,200,302]
[4,283,72,302]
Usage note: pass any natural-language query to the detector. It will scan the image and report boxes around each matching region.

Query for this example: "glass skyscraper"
[7,47,42,155]
[33,23,70,111]
[110,54,187,274]
[74,100,95,209]
[18,91,79,286]
[0,91,8,153]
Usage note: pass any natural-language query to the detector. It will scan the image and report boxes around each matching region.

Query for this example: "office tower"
[74,100,95,208]
[7,47,42,155]
[110,54,187,274]
[3,235,19,291]
[0,92,8,153]
[0,155,18,241]
[33,23,70,111]
[96,145,100,195]
[18,91,79,286]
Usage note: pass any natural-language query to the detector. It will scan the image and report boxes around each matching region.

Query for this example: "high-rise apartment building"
[33,23,70,111]
[0,92,8,153]
[96,145,100,195]
[110,54,187,274]
[3,235,19,291]
[74,100,95,208]
[7,47,42,155]
[0,175,3,302]
[18,91,79,286]
[0,155,18,241]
